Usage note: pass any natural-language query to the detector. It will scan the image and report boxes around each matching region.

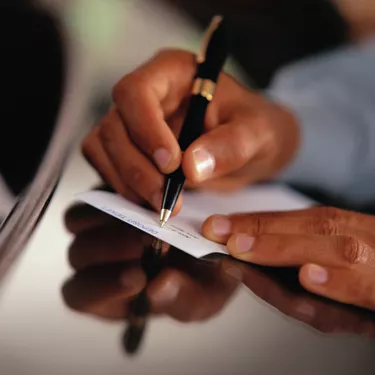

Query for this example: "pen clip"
[196,15,223,64]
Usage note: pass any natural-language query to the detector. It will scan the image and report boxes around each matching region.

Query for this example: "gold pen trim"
[197,15,223,64]
[192,78,203,95]
[192,78,216,101]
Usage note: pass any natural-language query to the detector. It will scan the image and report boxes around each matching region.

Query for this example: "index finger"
[112,49,196,174]
[202,207,355,244]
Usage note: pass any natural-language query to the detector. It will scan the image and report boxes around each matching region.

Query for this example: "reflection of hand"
[81,49,299,215]
[63,203,375,338]
[203,207,375,311]
[63,204,239,322]
[239,266,375,338]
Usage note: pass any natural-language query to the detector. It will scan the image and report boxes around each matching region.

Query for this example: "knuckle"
[112,74,142,104]
[251,216,268,236]
[341,237,370,265]
[98,115,116,145]
[309,217,339,236]
[112,80,125,104]
[307,207,345,235]
[315,206,343,222]
[112,76,130,104]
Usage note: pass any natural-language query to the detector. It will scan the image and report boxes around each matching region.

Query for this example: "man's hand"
[82,49,299,215]
[63,202,375,337]
[63,203,239,322]
[202,206,375,311]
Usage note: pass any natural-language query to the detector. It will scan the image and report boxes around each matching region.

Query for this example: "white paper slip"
[77,190,228,258]
[77,185,312,259]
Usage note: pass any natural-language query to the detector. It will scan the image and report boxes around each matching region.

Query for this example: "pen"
[159,15,230,227]
[123,238,164,355]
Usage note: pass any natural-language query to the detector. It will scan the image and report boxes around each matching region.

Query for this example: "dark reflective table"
[1,2,375,374]
[61,202,375,375]
[1,160,374,374]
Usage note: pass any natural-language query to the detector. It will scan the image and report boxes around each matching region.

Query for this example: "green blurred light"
[67,0,124,53]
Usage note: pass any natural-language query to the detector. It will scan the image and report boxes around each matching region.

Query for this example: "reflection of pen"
[123,238,164,355]
[159,15,230,227]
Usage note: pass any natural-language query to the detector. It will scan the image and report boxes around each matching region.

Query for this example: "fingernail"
[212,216,231,237]
[153,148,171,170]
[235,234,255,253]
[308,265,328,284]
[295,302,315,319]
[192,148,215,180]
[120,268,144,289]
[151,279,180,305]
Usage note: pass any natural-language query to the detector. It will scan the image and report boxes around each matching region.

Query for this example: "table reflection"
[62,201,375,356]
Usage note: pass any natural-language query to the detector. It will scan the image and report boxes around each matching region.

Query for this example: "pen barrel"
[178,95,210,151]
[161,16,229,216]
[162,167,185,212]
[161,93,210,213]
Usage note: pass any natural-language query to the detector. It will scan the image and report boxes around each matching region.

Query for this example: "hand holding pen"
[82,16,299,219]
[64,203,375,344]
[159,16,230,226]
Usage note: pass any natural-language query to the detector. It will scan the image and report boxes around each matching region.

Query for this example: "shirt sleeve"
[267,38,375,207]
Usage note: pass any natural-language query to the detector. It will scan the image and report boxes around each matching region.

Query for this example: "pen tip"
[159,209,172,228]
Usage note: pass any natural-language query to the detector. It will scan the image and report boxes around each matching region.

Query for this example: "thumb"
[182,113,271,184]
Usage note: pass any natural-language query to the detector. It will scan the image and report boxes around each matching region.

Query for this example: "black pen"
[123,238,164,355]
[159,15,230,227]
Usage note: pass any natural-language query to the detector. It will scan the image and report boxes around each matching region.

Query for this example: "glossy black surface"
[0,2,374,375]
[56,203,375,374]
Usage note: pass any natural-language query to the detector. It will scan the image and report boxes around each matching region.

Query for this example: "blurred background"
[1,0,374,222]
[2,2,375,373]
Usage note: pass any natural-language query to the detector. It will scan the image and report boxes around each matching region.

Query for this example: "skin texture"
[82,49,300,215]
[63,203,375,336]
[202,206,375,311]
[80,49,375,312]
